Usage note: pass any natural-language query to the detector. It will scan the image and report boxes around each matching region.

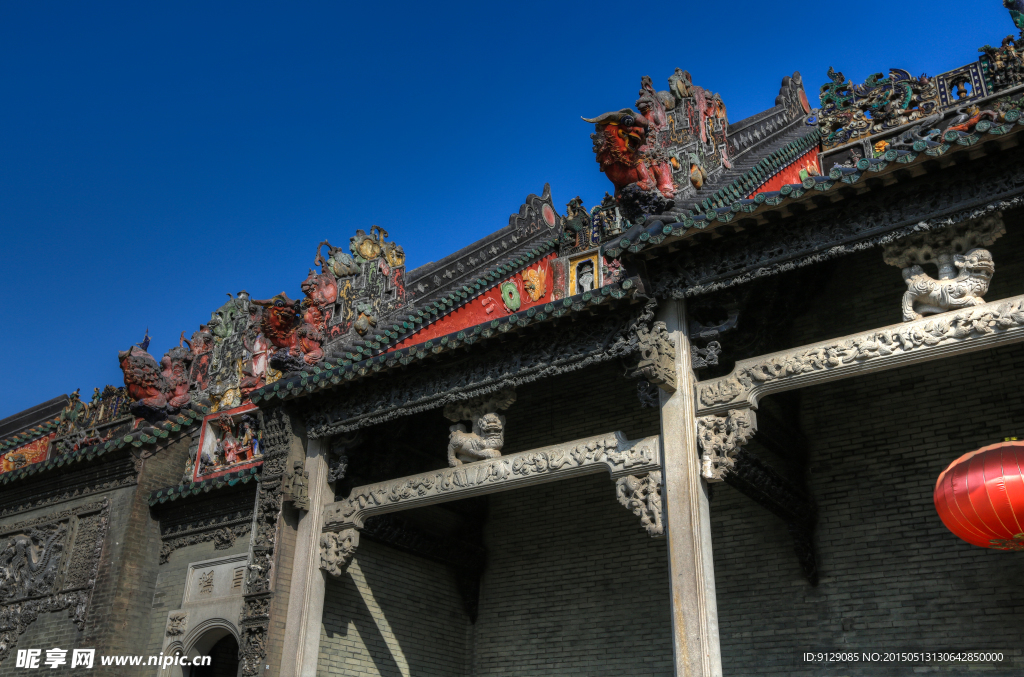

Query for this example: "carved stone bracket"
[319,529,359,577]
[691,341,722,371]
[282,460,310,511]
[697,294,1024,416]
[166,611,187,637]
[615,472,663,536]
[697,410,757,482]
[320,432,661,576]
[695,410,819,584]
[628,321,677,391]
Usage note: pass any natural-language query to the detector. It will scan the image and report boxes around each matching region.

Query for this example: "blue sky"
[0,1,1016,418]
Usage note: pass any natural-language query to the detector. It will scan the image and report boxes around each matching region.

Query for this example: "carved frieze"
[697,295,1024,415]
[696,410,757,481]
[324,432,660,534]
[304,301,653,437]
[650,155,1024,299]
[615,472,663,536]
[0,500,109,662]
[0,455,136,518]
[157,490,254,564]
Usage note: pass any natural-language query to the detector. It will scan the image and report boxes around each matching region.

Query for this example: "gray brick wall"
[318,539,471,677]
[473,472,673,676]
[713,341,1024,676]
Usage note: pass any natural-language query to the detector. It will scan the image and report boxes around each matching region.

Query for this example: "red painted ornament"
[934,440,1024,551]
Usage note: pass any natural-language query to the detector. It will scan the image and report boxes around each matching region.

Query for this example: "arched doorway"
[184,627,239,677]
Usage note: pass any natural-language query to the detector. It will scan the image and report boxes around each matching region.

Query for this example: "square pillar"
[658,299,723,677]
[280,438,332,677]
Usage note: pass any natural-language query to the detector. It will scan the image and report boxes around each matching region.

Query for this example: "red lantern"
[934,441,1024,551]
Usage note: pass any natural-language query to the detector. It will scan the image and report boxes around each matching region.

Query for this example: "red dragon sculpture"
[251,293,301,353]
[118,334,193,419]
[582,108,657,196]
[294,266,339,365]
[583,76,677,200]
[251,292,308,371]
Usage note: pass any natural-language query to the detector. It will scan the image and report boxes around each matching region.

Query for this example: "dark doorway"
[190,633,239,677]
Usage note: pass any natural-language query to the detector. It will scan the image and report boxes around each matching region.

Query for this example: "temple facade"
[2,5,1024,676]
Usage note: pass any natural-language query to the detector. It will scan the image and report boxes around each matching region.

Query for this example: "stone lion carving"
[900,248,995,321]
[443,388,516,467]
[447,413,506,466]
[883,214,1004,322]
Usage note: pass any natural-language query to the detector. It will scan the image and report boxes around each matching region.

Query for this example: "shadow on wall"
[321,542,470,677]
[322,571,405,677]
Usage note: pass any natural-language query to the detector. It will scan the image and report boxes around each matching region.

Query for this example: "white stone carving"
[319,529,359,577]
[883,213,1004,321]
[697,294,1024,415]
[615,472,663,536]
[696,410,757,482]
[320,432,661,576]
[325,431,660,531]
[198,570,214,596]
[166,611,187,636]
[443,388,516,466]
[898,248,995,321]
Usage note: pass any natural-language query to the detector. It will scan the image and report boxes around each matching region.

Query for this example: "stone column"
[280,438,332,677]
[658,299,723,677]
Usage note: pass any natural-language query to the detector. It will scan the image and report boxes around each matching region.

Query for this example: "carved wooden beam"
[696,294,1024,416]
[320,432,662,575]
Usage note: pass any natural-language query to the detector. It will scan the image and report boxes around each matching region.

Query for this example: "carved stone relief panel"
[0,500,110,663]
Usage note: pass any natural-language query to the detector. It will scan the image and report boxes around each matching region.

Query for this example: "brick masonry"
[713,341,1024,676]
[0,488,135,676]
[318,539,471,676]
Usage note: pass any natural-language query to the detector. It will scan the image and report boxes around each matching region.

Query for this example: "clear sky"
[0,1,1016,418]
